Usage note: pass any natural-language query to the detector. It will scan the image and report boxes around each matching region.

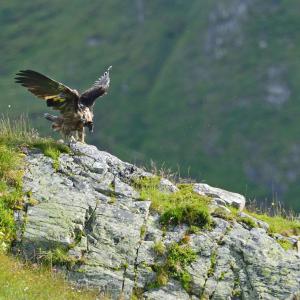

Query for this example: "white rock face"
[15,142,300,300]
[194,183,246,210]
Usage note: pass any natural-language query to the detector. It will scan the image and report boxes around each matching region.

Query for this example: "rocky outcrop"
[16,143,300,299]
[194,183,245,210]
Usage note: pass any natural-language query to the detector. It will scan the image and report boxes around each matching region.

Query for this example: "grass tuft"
[276,239,294,251]
[0,115,39,146]
[135,177,212,228]
[32,140,70,170]
[156,268,169,286]
[38,247,82,270]
[150,242,196,291]
[246,212,300,236]
[229,207,300,237]
[207,251,217,277]
[236,216,257,229]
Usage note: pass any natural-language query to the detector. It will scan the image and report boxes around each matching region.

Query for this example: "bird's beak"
[87,122,94,133]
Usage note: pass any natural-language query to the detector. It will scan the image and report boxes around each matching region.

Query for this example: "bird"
[15,66,112,143]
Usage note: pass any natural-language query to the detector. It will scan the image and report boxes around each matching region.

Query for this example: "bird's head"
[85,121,94,133]
[94,66,112,90]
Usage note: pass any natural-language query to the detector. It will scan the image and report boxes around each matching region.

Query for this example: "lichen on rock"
[14,142,300,300]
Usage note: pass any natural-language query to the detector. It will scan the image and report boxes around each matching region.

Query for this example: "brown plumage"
[15,66,111,142]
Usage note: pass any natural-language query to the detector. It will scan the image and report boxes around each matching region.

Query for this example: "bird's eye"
[104,72,107,76]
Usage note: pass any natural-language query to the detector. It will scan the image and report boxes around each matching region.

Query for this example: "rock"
[158,178,178,193]
[143,280,190,300]
[238,211,269,231]
[211,203,231,215]
[194,183,246,210]
[16,142,300,299]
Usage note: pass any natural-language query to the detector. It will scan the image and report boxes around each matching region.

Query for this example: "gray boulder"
[16,142,299,300]
[194,183,246,210]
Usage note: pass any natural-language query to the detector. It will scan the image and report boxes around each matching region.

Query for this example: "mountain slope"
[1,0,300,211]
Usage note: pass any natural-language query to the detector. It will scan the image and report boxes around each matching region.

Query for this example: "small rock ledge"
[15,142,299,299]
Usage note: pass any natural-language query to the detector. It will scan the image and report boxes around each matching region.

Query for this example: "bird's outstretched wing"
[79,66,112,107]
[15,70,79,112]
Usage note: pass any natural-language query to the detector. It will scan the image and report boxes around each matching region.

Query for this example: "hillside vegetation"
[0,116,299,298]
[0,254,100,300]
[1,0,300,211]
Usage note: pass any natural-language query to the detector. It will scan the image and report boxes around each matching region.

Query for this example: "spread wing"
[15,70,79,113]
[79,86,107,108]
[79,66,111,107]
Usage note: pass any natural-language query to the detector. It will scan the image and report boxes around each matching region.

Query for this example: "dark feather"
[15,70,79,112]
[79,86,107,107]
[79,66,111,107]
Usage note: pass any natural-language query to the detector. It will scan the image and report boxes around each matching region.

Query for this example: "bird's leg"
[73,130,79,141]
[62,128,75,144]
[69,135,77,143]
[60,132,67,144]
[78,128,85,143]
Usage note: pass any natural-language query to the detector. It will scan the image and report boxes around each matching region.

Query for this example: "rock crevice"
[16,142,300,299]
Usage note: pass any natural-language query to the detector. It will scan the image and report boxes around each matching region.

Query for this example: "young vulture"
[15,66,111,143]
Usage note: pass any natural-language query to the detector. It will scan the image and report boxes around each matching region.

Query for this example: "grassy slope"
[1,0,300,211]
[0,254,100,300]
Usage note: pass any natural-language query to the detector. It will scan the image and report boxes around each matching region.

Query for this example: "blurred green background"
[1,0,300,211]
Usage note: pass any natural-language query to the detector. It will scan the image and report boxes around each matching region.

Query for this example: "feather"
[15,70,79,112]
[79,66,112,107]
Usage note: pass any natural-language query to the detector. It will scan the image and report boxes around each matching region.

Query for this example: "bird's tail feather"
[44,113,58,122]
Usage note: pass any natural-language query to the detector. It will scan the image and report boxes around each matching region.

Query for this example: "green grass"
[0,114,70,171]
[136,176,300,239]
[0,143,24,251]
[166,243,196,291]
[150,241,196,292]
[236,216,257,229]
[39,248,82,270]
[0,115,70,167]
[276,239,294,251]
[0,116,71,251]
[135,177,212,228]
[32,140,70,170]
[207,251,217,277]
[246,211,300,236]
[0,115,39,146]
[230,207,300,236]
[212,207,234,222]
[0,253,102,300]
[153,240,166,256]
